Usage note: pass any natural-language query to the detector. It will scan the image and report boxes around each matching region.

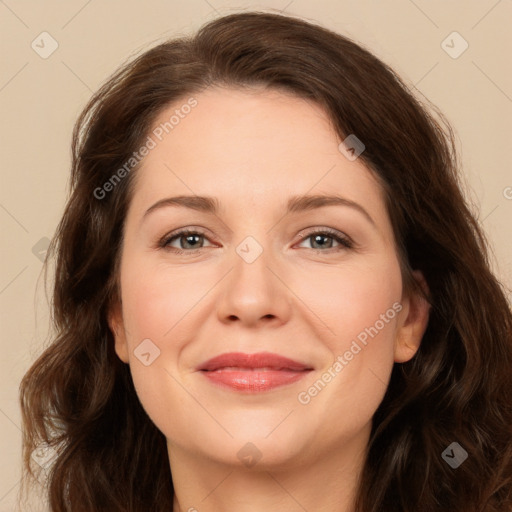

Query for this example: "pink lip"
[197,352,313,392]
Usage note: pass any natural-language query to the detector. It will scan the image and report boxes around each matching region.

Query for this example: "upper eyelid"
[163,227,217,243]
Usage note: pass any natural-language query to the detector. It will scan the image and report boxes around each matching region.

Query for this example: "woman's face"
[110,86,428,470]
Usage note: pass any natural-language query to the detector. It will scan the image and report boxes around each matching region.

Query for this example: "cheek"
[293,258,402,428]
[118,268,194,436]
[293,255,402,348]
[120,259,204,344]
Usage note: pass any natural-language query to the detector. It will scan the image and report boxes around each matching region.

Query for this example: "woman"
[19,10,512,512]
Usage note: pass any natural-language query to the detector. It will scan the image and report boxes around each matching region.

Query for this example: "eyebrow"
[142,194,376,226]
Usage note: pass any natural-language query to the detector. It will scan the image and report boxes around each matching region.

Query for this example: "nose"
[216,242,292,328]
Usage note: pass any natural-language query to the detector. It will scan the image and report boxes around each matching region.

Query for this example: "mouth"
[197,352,314,392]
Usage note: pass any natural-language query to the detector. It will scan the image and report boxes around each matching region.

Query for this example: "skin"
[109,86,430,512]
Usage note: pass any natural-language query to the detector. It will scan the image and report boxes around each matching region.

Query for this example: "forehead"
[127,86,389,227]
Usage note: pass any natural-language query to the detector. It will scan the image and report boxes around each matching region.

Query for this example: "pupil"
[314,234,330,248]
[185,235,199,248]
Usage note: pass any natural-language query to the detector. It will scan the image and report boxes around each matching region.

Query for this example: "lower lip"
[200,369,312,392]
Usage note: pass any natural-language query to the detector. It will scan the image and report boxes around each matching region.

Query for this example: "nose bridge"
[231,232,274,302]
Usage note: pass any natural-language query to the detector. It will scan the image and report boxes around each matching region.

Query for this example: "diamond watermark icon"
[338,134,365,161]
[32,236,51,262]
[134,338,161,366]
[441,32,468,59]
[442,441,468,468]
[237,442,262,468]
[31,32,59,59]
[31,443,58,470]
[236,236,263,264]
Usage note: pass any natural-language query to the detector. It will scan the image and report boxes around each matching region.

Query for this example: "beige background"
[1,0,511,509]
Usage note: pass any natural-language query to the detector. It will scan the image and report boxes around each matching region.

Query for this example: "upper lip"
[197,352,313,371]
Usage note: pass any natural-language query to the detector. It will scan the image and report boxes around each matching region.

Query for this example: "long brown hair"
[19,11,512,511]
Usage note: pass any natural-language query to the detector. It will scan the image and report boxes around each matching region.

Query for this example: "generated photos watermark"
[93,97,198,200]
[297,301,403,405]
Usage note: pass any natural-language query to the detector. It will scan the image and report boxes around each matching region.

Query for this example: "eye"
[158,226,354,255]
[296,228,353,251]
[159,229,214,254]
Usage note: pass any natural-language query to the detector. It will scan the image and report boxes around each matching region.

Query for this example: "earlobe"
[394,270,431,363]
[108,301,130,364]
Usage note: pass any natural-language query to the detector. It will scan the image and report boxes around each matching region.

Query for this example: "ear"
[394,270,431,363]
[108,299,130,364]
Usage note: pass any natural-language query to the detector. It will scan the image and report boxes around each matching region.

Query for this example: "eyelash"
[158,227,354,255]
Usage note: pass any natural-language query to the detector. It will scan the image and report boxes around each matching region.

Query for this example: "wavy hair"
[19,10,512,512]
